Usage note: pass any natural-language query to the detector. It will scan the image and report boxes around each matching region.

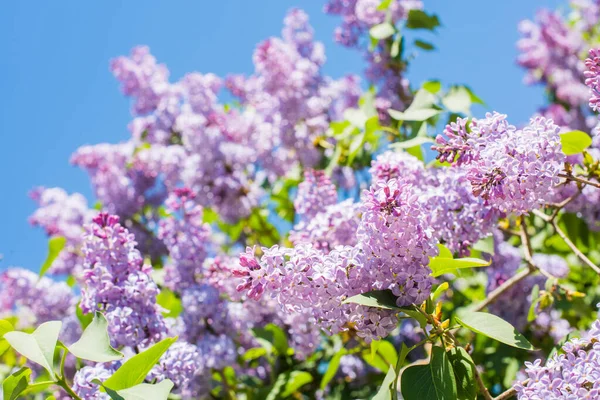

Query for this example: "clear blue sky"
[0,0,563,271]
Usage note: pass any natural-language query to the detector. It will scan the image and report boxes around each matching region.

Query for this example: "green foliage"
[155,288,183,318]
[39,236,67,278]
[429,244,491,277]
[456,311,535,350]
[401,347,456,400]
[370,23,395,40]
[406,10,441,31]
[0,320,14,357]
[343,289,400,310]
[560,130,593,155]
[373,365,396,400]
[102,336,177,391]
[321,349,346,389]
[4,321,62,380]
[446,348,477,400]
[3,367,31,400]
[68,312,124,363]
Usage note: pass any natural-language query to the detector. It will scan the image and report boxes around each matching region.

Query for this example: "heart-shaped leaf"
[560,130,592,155]
[4,321,62,379]
[68,312,124,362]
[102,336,177,391]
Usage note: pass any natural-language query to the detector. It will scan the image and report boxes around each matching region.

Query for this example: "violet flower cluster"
[433,112,565,214]
[79,213,167,348]
[514,316,600,399]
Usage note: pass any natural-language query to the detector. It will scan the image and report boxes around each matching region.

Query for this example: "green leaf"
[117,380,174,400]
[414,39,435,51]
[0,319,14,356]
[343,289,400,310]
[401,347,457,400]
[447,348,477,400]
[252,324,289,356]
[3,367,31,400]
[560,130,593,155]
[4,321,62,380]
[370,23,395,40]
[93,379,125,400]
[102,337,177,391]
[243,347,268,362]
[423,81,441,94]
[399,306,428,328]
[388,108,440,122]
[321,349,346,390]
[39,236,67,278]
[527,284,541,323]
[156,288,183,318]
[431,282,449,302]
[429,256,490,277]
[442,87,472,114]
[406,10,441,31]
[390,136,434,150]
[472,236,495,255]
[281,371,313,397]
[68,312,124,363]
[377,0,393,11]
[456,311,535,350]
[373,364,396,400]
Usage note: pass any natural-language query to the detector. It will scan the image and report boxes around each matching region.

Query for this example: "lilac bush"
[4,1,600,400]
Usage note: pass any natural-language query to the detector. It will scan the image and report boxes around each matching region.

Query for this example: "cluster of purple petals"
[514,318,600,399]
[149,342,203,394]
[0,268,80,344]
[72,363,116,400]
[158,188,211,291]
[80,213,166,347]
[324,0,422,118]
[586,48,600,113]
[238,177,439,341]
[370,151,496,255]
[29,187,95,275]
[486,235,570,343]
[433,112,565,214]
[294,169,338,220]
[517,8,588,108]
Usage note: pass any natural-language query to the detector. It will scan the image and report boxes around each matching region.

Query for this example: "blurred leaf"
[0,319,14,357]
[281,371,313,397]
[321,348,346,389]
[401,347,456,400]
[414,39,435,51]
[68,312,123,363]
[117,380,174,400]
[370,23,395,40]
[472,236,494,255]
[243,347,268,362]
[156,288,183,318]
[560,130,592,155]
[406,10,441,31]
[442,87,471,114]
[389,108,440,122]
[252,324,289,356]
[3,367,31,400]
[373,365,396,400]
[39,236,67,278]
[527,285,541,323]
[390,137,434,150]
[103,337,177,391]
[456,311,535,350]
[422,81,441,94]
[4,321,62,380]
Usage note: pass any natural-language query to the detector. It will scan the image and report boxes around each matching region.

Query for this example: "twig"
[471,267,533,312]
[553,222,600,275]
[559,173,600,189]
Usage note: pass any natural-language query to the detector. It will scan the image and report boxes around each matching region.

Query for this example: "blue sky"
[0,0,564,271]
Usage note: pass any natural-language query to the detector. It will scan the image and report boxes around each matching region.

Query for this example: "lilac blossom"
[80,213,166,347]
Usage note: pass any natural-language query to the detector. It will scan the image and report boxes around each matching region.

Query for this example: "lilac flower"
[433,112,565,214]
[514,318,600,398]
[294,169,338,220]
[72,364,116,400]
[585,48,600,112]
[80,213,166,347]
[158,188,211,291]
[149,342,202,394]
[29,187,94,275]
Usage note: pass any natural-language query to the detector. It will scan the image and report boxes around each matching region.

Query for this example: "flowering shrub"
[4,1,600,399]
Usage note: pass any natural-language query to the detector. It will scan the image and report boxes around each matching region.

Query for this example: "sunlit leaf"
[68,312,124,363]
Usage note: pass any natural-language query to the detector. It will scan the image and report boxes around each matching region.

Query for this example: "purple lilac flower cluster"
[433,112,565,214]
[514,317,600,399]
[80,213,166,347]
[158,188,212,291]
[29,187,95,275]
[370,151,496,255]
[324,0,422,118]
[0,268,80,343]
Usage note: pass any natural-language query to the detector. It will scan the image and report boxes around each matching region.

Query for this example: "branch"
[471,267,533,312]
[553,221,600,275]
[558,172,600,189]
